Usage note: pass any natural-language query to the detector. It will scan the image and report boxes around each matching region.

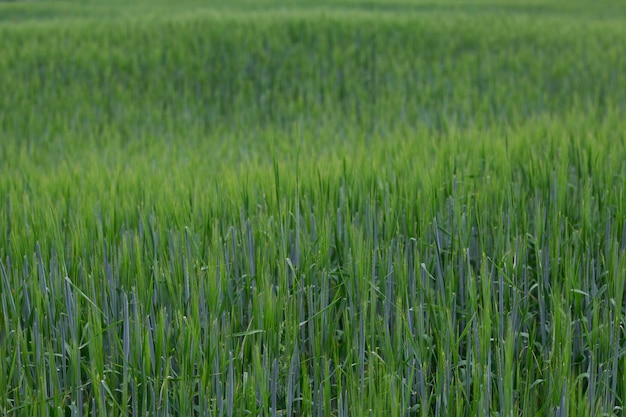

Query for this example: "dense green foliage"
[1,1,625,416]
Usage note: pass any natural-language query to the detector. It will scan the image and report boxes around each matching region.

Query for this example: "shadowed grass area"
[1,1,625,416]
[2,0,626,24]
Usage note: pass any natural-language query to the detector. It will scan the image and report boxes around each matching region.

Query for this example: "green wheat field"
[1,0,625,415]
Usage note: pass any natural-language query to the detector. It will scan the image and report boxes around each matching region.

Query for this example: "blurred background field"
[1,1,625,416]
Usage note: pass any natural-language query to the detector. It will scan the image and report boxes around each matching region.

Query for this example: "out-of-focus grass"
[1,4,623,144]
[1,0,626,24]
